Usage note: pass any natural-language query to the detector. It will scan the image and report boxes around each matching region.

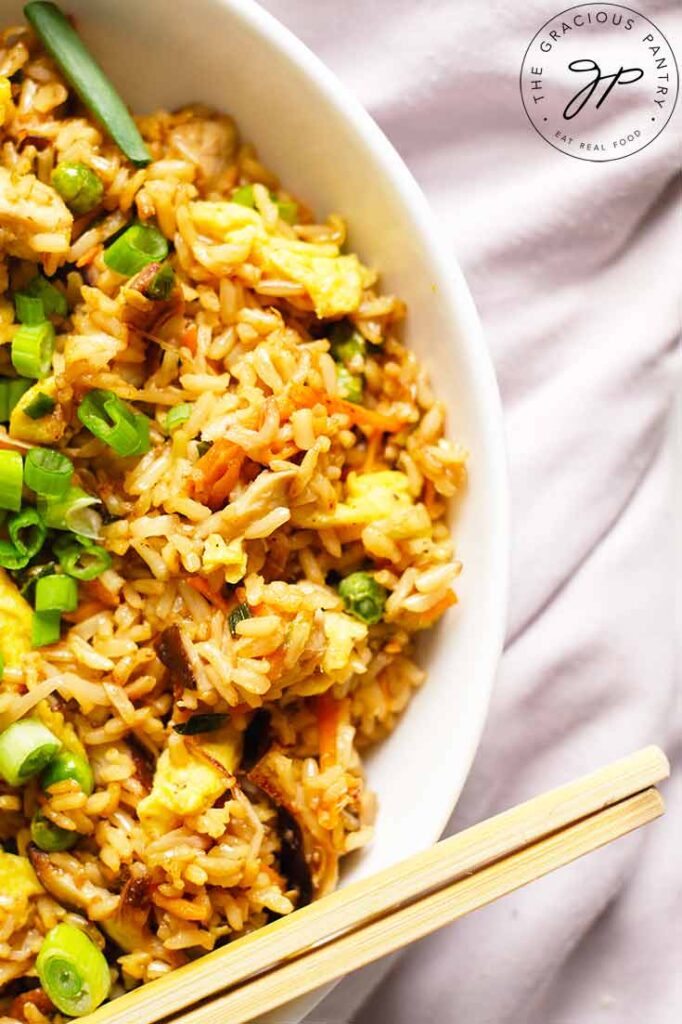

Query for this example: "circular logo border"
[519,2,680,162]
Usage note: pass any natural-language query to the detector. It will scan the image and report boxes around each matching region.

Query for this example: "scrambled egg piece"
[0,569,33,669]
[138,725,242,837]
[188,200,366,317]
[0,166,72,260]
[257,238,364,319]
[294,471,414,529]
[190,200,262,238]
[0,853,43,929]
[194,723,243,775]
[36,702,87,760]
[322,611,368,674]
[10,376,67,444]
[0,296,15,344]
[138,748,225,836]
[0,77,11,127]
[202,534,247,582]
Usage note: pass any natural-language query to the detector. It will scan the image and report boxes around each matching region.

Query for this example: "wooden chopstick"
[172,787,664,1024]
[84,745,669,1024]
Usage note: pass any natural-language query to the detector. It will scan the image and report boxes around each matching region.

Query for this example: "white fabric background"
[257,2,681,1021]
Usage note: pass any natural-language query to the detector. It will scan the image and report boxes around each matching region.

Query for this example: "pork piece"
[0,166,72,260]
[169,116,237,187]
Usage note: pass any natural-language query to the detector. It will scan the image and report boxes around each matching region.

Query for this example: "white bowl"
[4,0,509,1017]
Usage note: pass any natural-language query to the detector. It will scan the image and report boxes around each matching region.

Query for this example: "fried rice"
[0,16,467,1021]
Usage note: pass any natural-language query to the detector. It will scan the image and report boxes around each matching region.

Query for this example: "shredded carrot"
[417,589,458,627]
[269,442,299,462]
[266,647,286,679]
[153,894,209,922]
[190,438,244,509]
[261,862,287,887]
[180,323,198,354]
[83,578,119,608]
[76,243,101,268]
[186,577,232,614]
[362,430,380,472]
[423,478,438,515]
[316,692,340,767]
[208,457,244,508]
[290,383,404,433]
[63,601,106,624]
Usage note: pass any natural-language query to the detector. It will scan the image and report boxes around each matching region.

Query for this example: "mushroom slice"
[9,987,55,1022]
[27,845,119,921]
[155,624,200,691]
[121,261,183,333]
[248,748,337,903]
[275,805,313,907]
[100,871,153,954]
[240,709,271,774]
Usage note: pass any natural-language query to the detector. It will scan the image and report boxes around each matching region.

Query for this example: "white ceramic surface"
[3,0,509,1017]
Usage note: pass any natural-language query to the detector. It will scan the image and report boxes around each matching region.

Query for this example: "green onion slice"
[25,274,68,317]
[276,198,298,224]
[32,609,62,648]
[0,507,48,571]
[228,602,251,637]
[35,574,78,613]
[103,223,168,276]
[24,447,73,497]
[77,389,150,457]
[173,713,228,735]
[24,391,57,420]
[11,560,56,599]
[231,184,256,208]
[129,413,151,456]
[9,507,47,560]
[38,486,102,540]
[35,922,111,1017]
[54,535,111,580]
[14,293,46,325]
[41,749,94,795]
[8,379,32,416]
[0,450,24,512]
[146,262,175,300]
[165,403,192,433]
[231,184,298,224]
[0,380,27,423]
[11,322,55,379]
[330,321,366,365]
[31,808,78,851]
[0,652,4,679]
[0,717,61,786]
[335,365,364,404]
[25,1,151,168]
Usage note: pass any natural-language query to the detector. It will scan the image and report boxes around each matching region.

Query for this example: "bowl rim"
[214,0,510,1015]
[223,0,510,819]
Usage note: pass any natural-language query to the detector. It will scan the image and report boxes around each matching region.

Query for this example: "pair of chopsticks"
[85,745,669,1024]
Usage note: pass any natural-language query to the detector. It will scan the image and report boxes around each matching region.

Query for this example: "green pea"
[31,809,78,852]
[338,571,387,625]
[41,750,94,796]
[51,162,104,215]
